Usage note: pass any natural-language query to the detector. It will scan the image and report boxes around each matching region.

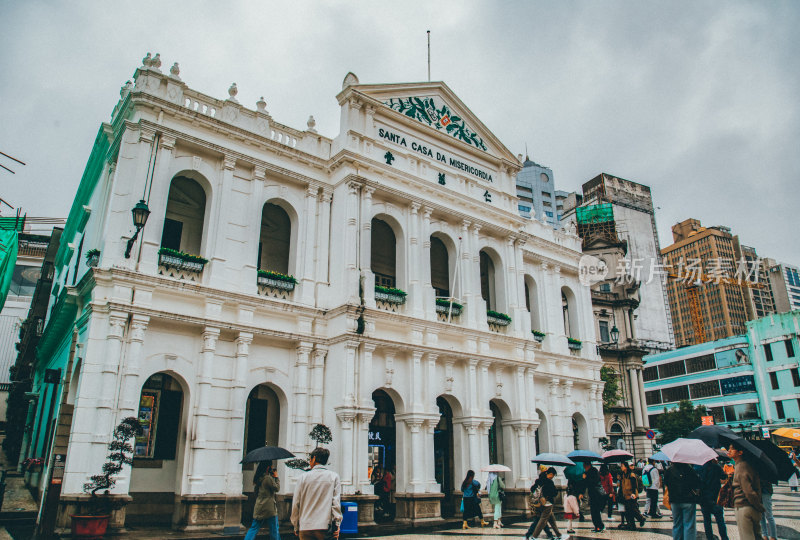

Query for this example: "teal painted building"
[644,311,800,432]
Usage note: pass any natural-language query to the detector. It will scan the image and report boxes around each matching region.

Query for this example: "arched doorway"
[128,372,188,527]
[258,202,293,275]
[434,396,455,517]
[241,384,282,526]
[369,390,396,521]
[488,401,505,465]
[572,412,589,451]
[160,176,207,256]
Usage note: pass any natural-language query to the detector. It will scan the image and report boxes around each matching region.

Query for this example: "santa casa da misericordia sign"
[384,95,488,152]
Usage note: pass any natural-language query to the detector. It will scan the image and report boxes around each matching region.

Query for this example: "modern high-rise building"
[732,239,775,320]
[578,173,674,352]
[765,259,800,313]
[514,157,560,228]
[662,219,749,347]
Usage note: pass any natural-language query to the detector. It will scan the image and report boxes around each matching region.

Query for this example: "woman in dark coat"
[244,462,281,540]
[525,468,562,539]
[460,470,487,529]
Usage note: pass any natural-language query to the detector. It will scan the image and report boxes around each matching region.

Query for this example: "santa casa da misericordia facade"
[24,54,605,531]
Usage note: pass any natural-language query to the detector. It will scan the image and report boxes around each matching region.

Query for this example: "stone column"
[343,342,358,407]
[407,202,424,317]
[410,351,425,413]
[310,348,327,425]
[299,186,319,305]
[206,156,236,287]
[345,181,361,304]
[562,380,574,449]
[138,133,175,274]
[356,410,375,495]
[292,343,313,454]
[467,359,479,415]
[525,368,537,420]
[505,236,518,323]
[472,224,488,330]
[514,424,531,488]
[636,369,649,428]
[629,368,644,429]
[478,360,491,417]
[117,315,149,421]
[424,419,439,493]
[316,190,333,292]
[547,379,563,453]
[360,185,376,307]
[336,410,356,494]
[226,332,252,495]
[407,419,425,492]
[421,207,435,320]
[466,422,480,473]
[99,313,127,443]
[189,327,219,493]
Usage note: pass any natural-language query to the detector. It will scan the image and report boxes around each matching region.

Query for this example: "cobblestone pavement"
[367,485,800,540]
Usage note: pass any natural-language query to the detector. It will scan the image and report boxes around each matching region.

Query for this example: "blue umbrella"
[531,452,576,467]
[567,450,603,462]
[650,451,670,463]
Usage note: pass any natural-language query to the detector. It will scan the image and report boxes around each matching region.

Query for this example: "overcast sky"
[1,1,798,263]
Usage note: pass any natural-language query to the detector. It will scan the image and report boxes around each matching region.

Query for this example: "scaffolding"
[576,203,621,247]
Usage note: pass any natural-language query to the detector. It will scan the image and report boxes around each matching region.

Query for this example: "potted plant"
[71,417,142,538]
[22,457,44,473]
[158,247,208,273]
[86,249,100,268]
[435,298,463,317]
[532,330,545,342]
[374,286,407,305]
[257,269,298,291]
[486,310,512,326]
[567,337,583,350]
[285,424,332,470]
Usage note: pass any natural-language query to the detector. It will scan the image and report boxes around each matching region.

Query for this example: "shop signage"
[761,426,770,438]
[377,125,494,183]
[701,415,715,426]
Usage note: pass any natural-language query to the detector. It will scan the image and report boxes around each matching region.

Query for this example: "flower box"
[257,270,297,291]
[375,286,407,305]
[568,338,582,350]
[158,247,208,273]
[435,299,463,317]
[532,330,545,342]
[85,249,100,268]
[487,310,512,327]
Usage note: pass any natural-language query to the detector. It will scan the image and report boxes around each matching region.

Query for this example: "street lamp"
[610,325,620,345]
[124,199,151,259]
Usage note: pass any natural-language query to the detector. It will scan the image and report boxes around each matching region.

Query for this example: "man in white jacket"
[641,460,662,518]
[291,447,343,539]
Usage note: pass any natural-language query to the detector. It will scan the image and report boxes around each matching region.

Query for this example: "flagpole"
[427,30,431,82]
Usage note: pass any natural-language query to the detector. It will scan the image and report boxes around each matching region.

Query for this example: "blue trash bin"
[340,501,358,534]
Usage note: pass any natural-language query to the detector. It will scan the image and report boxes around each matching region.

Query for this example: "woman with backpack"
[619,462,645,530]
[460,470,487,529]
[525,468,564,540]
[664,462,701,540]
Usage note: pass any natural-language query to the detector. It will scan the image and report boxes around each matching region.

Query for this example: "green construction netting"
[0,215,26,231]
[0,229,18,311]
[576,203,614,224]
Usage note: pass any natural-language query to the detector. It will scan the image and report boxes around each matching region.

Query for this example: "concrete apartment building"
[515,157,561,227]
[732,240,776,320]
[765,259,800,313]
[662,219,749,347]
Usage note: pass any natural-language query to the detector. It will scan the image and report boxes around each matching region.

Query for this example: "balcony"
[158,248,207,281]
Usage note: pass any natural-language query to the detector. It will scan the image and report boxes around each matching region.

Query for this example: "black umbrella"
[751,439,796,482]
[241,446,295,464]
[688,425,777,482]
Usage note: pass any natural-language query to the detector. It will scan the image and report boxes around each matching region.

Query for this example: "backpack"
[642,467,652,488]
[635,472,644,494]
[529,484,544,509]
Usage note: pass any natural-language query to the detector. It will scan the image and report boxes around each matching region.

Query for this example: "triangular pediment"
[343,81,519,164]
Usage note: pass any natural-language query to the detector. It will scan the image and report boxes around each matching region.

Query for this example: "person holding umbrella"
[663,460,701,540]
[244,462,281,540]
[727,443,765,540]
[581,460,607,533]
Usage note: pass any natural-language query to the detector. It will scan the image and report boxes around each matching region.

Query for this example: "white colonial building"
[26,54,605,532]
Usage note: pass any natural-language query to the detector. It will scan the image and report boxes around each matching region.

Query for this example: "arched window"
[525,275,542,332]
[161,176,206,255]
[480,250,496,310]
[610,423,625,450]
[372,218,397,288]
[562,287,580,339]
[258,203,292,274]
[430,236,450,297]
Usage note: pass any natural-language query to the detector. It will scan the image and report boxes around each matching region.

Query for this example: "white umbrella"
[660,438,718,465]
[480,464,511,472]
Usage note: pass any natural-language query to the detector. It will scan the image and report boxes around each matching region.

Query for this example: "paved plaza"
[368,486,800,540]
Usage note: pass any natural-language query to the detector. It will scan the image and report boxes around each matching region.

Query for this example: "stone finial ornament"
[120,80,133,98]
[256,96,267,112]
[169,62,181,80]
[228,83,239,102]
[142,52,152,68]
[342,72,359,89]
[307,115,317,133]
[151,53,162,71]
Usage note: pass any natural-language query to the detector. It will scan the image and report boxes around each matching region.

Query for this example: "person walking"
[664,462,700,540]
[525,467,564,540]
[642,459,663,518]
[728,443,764,540]
[697,458,729,540]
[460,470,487,529]
[598,464,615,522]
[563,480,581,534]
[581,461,606,533]
[487,472,505,528]
[290,447,342,540]
[759,481,777,540]
[244,462,281,540]
[619,462,645,530]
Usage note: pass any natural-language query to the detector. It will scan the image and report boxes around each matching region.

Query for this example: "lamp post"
[124,199,151,259]
[611,325,620,345]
